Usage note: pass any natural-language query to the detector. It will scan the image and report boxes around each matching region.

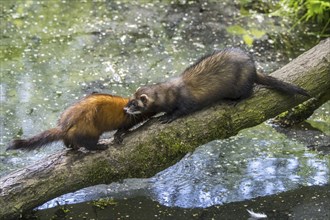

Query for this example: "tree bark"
[1,38,329,220]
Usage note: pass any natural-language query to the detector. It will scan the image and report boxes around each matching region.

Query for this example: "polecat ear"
[140,94,149,104]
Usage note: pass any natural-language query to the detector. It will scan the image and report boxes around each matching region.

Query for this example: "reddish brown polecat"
[7,93,151,151]
[124,48,309,122]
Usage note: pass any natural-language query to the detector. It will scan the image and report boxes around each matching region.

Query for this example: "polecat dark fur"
[7,93,151,151]
[124,48,309,122]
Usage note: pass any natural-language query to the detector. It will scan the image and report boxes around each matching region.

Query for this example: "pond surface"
[1,0,329,219]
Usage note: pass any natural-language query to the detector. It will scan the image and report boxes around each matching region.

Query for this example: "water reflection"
[150,134,329,208]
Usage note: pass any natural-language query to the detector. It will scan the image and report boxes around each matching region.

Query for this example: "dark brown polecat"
[7,93,151,151]
[124,48,309,122]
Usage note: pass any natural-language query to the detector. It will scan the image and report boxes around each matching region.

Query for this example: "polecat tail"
[7,127,63,151]
[256,72,310,97]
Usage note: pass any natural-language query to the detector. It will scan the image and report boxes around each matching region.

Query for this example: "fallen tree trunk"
[1,38,329,220]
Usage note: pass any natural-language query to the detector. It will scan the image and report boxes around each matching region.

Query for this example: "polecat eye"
[140,94,148,104]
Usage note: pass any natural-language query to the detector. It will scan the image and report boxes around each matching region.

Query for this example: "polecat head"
[124,87,155,115]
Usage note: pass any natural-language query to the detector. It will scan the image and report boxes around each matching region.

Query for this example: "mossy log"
[1,38,329,220]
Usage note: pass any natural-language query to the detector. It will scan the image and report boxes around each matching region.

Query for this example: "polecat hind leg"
[63,139,79,150]
[74,135,107,151]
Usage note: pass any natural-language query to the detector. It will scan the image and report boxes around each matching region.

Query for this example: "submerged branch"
[0,38,329,220]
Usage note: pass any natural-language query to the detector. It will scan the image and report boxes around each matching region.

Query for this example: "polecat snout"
[124,48,309,123]
[7,93,151,151]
